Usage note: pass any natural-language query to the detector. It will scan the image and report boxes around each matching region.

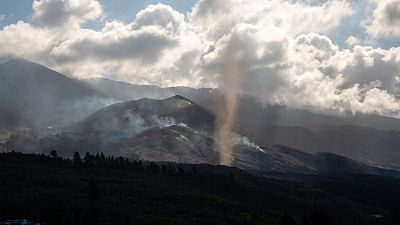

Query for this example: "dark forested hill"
[0,151,399,225]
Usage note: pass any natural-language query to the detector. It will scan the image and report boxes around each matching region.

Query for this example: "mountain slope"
[83,77,400,131]
[17,95,397,177]
[80,77,400,168]
[242,124,400,169]
[0,59,111,130]
[68,95,216,133]
[82,77,175,101]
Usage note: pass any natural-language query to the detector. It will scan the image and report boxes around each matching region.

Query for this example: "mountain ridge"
[0,59,111,130]
[8,95,397,177]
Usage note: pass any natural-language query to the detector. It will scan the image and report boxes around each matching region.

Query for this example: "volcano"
[15,95,396,177]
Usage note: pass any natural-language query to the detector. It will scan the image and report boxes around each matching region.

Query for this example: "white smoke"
[107,113,189,141]
[231,133,265,153]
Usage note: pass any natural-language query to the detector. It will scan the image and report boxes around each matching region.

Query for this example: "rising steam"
[215,55,244,166]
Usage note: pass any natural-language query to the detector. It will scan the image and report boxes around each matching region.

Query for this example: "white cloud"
[286,40,400,116]
[32,0,103,28]
[51,3,184,64]
[189,0,352,41]
[0,0,400,117]
[345,36,360,46]
[364,0,400,38]
[0,21,53,60]
[0,14,5,22]
[133,3,184,35]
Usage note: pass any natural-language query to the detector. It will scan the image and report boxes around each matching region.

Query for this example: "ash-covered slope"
[246,124,400,169]
[35,95,216,157]
[82,77,400,169]
[119,125,219,164]
[68,95,215,133]
[0,59,111,130]
[26,95,396,176]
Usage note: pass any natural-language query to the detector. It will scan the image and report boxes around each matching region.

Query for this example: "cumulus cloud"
[0,21,53,60]
[51,26,177,63]
[51,3,183,64]
[189,0,352,41]
[33,0,103,28]
[284,35,400,116]
[345,36,360,46]
[364,0,400,38]
[0,0,400,117]
[133,4,184,34]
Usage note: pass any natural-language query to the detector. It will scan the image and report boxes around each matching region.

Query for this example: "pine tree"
[189,165,198,175]
[73,152,82,164]
[49,150,58,159]
[84,152,92,163]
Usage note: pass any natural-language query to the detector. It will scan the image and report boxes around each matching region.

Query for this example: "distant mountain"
[233,97,400,169]
[83,77,400,131]
[9,95,396,177]
[235,96,400,131]
[82,77,175,101]
[243,124,400,169]
[2,60,400,172]
[83,77,216,109]
[0,59,112,131]
[82,78,400,169]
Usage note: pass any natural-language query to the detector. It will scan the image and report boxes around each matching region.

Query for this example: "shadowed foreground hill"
[0,152,399,225]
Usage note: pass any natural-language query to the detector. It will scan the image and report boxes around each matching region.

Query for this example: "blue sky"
[0,0,197,27]
[0,0,33,25]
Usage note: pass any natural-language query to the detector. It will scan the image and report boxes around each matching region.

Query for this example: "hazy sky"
[0,0,400,117]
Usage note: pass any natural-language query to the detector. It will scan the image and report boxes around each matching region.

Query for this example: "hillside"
[0,151,399,225]
[244,125,400,169]
[68,95,216,134]
[0,59,110,130]
[82,77,175,101]
[1,60,399,173]
[83,77,400,131]
[82,77,400,168]
[7,95,398,177]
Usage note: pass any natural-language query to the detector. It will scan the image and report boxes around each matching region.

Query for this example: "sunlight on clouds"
[0,0,399,117]
[364,0,400,38]
[33,0,103,28]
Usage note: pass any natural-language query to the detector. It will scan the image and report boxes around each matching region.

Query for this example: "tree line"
[1,150,202,176]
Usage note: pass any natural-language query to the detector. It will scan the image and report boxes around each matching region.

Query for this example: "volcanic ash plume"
[215,56,244,166]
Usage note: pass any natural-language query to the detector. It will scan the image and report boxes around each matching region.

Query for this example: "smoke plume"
[215,55,244,165]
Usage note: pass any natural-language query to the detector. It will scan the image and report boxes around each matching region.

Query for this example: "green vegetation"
[0,151,399,225]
